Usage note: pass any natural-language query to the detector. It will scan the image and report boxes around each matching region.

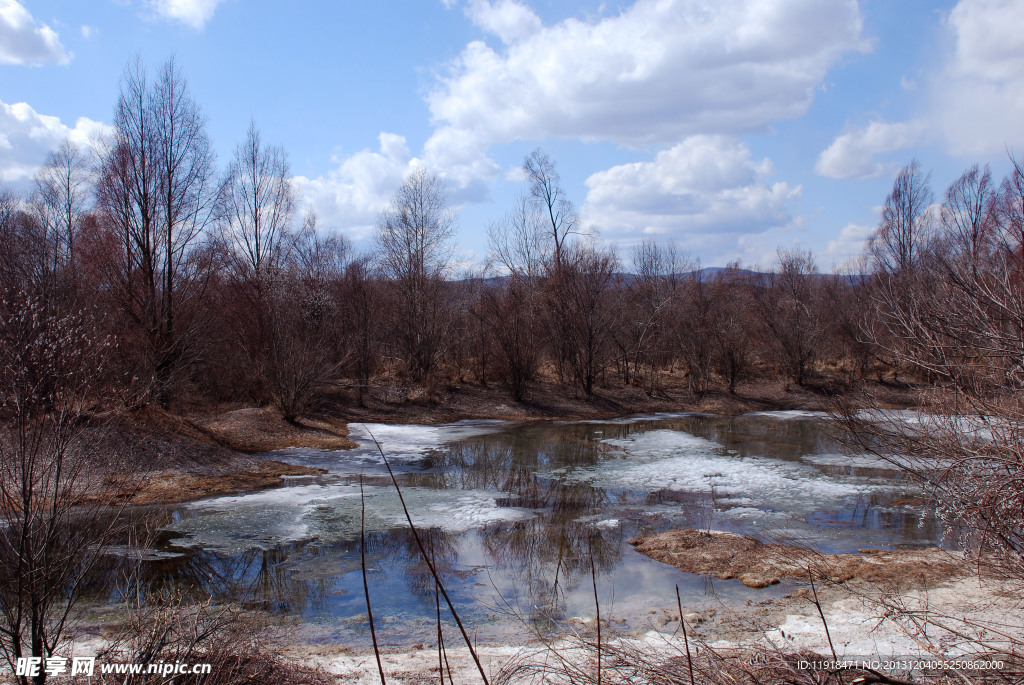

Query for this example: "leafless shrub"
[0,297,133,683]
[97,593,332,685]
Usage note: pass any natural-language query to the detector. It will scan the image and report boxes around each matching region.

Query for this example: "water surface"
[146,412,938,645]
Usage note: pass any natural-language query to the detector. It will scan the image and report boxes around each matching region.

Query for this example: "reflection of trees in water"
[140,543,327,614]
[409,426,617,493]
[409,430,627,628]
[675,415,840,461]
[125,511,463,619]
[480,516,622,629]
[100,510,326,614]
[362,526,460,603]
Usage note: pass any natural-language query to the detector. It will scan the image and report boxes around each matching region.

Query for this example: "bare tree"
[711,263,754,394]
[614,241,683,391]
[375,167,456,383]
[29,140,90,297]
[341,256,381,407]
[0,188,17,296]
[941,163,996,277]
[870,160,933,274]
[677,265,718,395]
[821,259,875,383]
[524,149,578,271]
[756,248,823,387]
[843,155,1024,587]
[488,192,548,281]
[264,224,350,422]
[221,121,295,281]
[96,57,218,408]
[485,195,550,400]
[483,274,541,402]
[552,242,618,397]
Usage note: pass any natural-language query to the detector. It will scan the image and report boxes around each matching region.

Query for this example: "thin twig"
[366,428,491,685]
[434,544,445,685]
[591,551,601,685]
[808,567,837,661]
[676,584,695,685]
[360,476,387,685]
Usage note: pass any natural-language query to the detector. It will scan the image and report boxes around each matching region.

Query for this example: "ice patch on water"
[744,410,830,420]
[411,491,533,530]
[266,420,510,474]
[800,453,898,469]
[570,429,888,515]
[570,412,703,425]
[170,481,533,553]
[349,421,508,459]
[600,429,720,457]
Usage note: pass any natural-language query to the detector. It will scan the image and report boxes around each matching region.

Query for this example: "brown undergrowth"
[629,529,966,589]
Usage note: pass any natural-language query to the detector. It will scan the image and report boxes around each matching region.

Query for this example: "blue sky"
[2,0,1024,270]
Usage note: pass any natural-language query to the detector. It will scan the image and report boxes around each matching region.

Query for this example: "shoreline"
[128,375,919,506]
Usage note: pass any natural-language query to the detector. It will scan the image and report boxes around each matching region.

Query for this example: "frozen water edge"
[567,411,708,425]
[743,410,831,420]
[572,428,894,516]
[348,419,509,457]
[800,453,899,469]
[170,481,536,554]
[263,419,511,473]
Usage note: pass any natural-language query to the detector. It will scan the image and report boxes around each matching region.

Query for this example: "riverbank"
[118,373,919,505]
[314,373,920,425]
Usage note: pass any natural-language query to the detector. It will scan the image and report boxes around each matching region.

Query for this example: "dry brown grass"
[195,407,357,452]
[629,529,966,589]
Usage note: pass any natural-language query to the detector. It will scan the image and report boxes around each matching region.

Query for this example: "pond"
[143,411,941,647]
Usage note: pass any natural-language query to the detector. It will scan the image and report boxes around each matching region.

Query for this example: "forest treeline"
[3,58,1024,422]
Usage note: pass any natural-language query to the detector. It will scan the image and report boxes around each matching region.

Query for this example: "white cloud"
[420,125,500,203]
[0,100,110,183]
[425,0,867,175]
[0,0,70,65]
[465,0,543,44]
[293,133,421,241]
[581,135,801,258]
[934,0,1024,155]
[145,0,225,30]
[815,119,928,179]
[826,222,874,267]
[80,25,95,39]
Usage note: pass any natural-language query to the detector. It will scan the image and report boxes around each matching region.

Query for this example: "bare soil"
[629,528,966,589]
